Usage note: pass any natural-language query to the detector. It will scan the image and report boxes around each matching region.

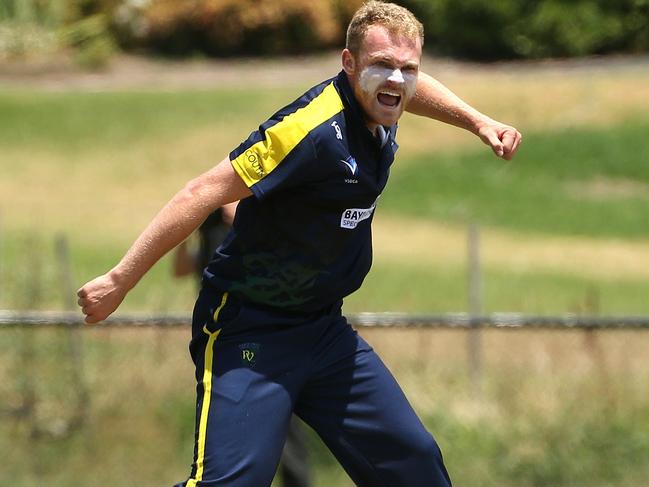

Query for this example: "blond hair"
[346,1,424,56]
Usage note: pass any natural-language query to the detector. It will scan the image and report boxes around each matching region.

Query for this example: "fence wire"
[2,309,649,329]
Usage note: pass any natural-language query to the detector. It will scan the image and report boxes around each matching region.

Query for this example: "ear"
[342,49,356,75]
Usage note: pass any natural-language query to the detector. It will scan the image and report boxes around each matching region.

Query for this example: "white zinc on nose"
[387,68,405,84]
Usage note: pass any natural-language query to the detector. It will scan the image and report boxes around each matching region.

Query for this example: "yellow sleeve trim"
[231,83,344,187]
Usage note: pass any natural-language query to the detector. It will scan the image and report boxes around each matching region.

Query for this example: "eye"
[375,60,393,69]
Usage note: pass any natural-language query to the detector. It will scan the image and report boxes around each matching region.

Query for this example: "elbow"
[176,177,205,206]
[184,177,203,198]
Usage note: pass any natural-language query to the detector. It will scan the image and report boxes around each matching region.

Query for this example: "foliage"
[0,0,117,67]
[113,0,363,57]
[402,0,649,59]
[59,12,115,68]
[117,0,649,59]
[2,0,649,61]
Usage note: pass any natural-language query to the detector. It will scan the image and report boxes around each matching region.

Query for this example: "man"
[78,2,521,486]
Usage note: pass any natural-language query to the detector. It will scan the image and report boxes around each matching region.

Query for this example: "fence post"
[0,212,3,307]
[55,234,89,430]
[21,235,41,439]
[467,224,484,397]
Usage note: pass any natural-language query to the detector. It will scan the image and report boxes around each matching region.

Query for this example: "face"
[343,24,422,133]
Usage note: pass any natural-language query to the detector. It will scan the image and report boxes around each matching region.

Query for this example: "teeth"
[379,91,401,97]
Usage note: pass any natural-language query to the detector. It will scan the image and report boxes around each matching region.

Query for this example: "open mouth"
[377,90,401,108]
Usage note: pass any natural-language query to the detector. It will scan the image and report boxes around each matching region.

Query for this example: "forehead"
[358,24,422,65]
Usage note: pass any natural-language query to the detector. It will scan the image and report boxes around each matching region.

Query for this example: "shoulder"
[269,78,345,139]
[229,76,349,192]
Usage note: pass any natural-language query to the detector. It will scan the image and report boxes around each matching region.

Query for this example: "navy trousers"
[175,287,452,487]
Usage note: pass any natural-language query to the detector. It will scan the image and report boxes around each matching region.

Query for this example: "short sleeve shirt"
[203,71,399,312]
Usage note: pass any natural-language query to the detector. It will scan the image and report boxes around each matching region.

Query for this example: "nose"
[387,69,405,84]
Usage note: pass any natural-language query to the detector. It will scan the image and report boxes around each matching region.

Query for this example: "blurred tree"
[1,0,649,63]
[116,0,363,57]
[401,0,649,60]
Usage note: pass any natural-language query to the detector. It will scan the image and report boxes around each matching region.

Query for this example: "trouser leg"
[177,288,324,487]
[175,327,294,487]
[296,320,452,487]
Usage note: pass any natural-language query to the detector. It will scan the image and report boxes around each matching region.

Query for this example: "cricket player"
[78,2,522,486]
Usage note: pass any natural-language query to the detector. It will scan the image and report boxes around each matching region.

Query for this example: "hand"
[477,121,522,161]
[77,272,127,324]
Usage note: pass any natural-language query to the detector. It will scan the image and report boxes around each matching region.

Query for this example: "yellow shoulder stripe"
[231,83,344,187]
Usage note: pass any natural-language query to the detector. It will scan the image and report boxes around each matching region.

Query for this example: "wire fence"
[3,309,649,329]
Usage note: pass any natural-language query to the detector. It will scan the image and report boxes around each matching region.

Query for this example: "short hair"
[346,1,424,56]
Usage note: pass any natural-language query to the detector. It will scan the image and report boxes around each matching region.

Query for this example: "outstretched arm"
[77,158,251,324]
[407,71,522,160]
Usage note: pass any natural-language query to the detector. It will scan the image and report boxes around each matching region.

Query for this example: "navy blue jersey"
[203,71,399,312]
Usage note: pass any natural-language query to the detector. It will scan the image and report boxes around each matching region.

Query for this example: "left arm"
[407,71,522,160]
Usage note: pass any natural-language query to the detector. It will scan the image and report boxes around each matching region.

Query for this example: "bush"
[399,0,649,60]
[0,0,118,67]
[3,0,649,62]
[60,12,115,68]
[114,0,364,57]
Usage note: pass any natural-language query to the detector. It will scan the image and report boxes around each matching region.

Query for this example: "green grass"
[0,88,298,152]
[2,87,649,313]
[382,118,649,239]
[347,260,649,314]
[4,230,649,314]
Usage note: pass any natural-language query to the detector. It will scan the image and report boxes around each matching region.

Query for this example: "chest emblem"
[340,155,358,176]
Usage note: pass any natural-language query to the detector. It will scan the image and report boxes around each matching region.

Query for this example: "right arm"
[407,72,522,160]
[77,158,251,324]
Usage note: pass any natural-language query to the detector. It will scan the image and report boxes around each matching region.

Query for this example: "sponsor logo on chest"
[340,200,377,229]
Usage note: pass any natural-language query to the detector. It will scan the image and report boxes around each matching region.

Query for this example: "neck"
[366,120,380,136]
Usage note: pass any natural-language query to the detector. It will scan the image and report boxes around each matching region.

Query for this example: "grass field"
[1,55,649,486]
[1,327,648,487]
[2,65,649,313]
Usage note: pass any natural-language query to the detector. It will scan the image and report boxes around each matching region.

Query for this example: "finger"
[485,131,505,157]
[501,131,517,160]
[506,133,522,160]
[77,287,87,298]
[78,297,86,306]
[501,131,516,151]
[503,130,523,160]
[85,314,100,325]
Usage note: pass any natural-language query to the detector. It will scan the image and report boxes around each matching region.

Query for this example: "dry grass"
[360,326,649,419]
[373,216,649,280]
